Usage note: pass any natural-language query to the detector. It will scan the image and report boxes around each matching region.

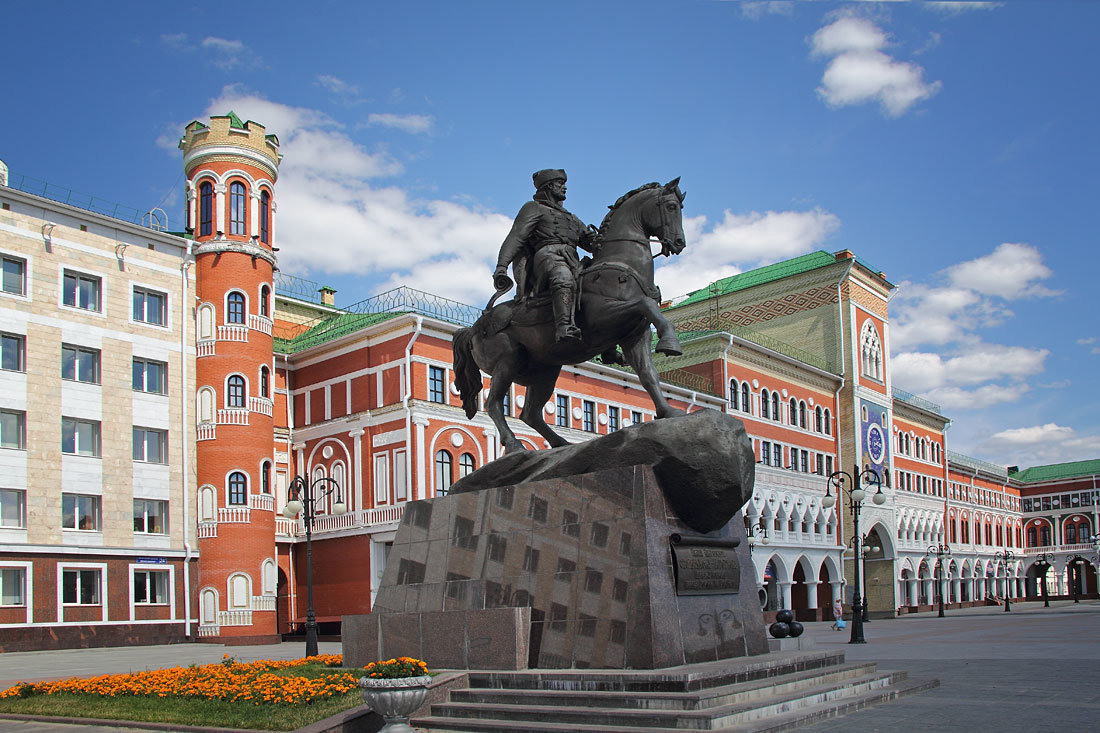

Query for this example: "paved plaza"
[0,601,1097,731]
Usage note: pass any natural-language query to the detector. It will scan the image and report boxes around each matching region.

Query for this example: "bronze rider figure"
[494,169,599,343]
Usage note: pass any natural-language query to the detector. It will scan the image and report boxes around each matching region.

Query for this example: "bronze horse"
[453,178,688,452]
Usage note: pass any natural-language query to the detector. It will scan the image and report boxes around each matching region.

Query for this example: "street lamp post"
[281,475,346,657]
[822,464,885,645]
[994,550,1015,612]
[746,518,769,556]
[848,532,880,623]
[925,544,951,618]
[1034,551,1055,608]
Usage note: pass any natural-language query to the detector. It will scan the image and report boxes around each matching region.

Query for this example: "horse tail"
[452,326,482,419]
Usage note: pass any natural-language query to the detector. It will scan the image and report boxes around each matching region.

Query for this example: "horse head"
[641,177,686,257]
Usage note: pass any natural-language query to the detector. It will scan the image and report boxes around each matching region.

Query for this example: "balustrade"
[250,493,274,512]
[217,609,252,627]
[248,396,273,416]
[217,506,250,523]
[217,408,249,426]
[197,423,216,441]
[248,314,273,335]
[198,521,217,539]
[197,340,216,357]
[217,325,249,342]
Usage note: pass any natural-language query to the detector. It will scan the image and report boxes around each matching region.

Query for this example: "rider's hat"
[532,169,567,189]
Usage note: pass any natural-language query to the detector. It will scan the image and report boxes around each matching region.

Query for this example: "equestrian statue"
[453,170,688,453]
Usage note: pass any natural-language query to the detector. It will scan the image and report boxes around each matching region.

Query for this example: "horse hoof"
[655,336,682,356]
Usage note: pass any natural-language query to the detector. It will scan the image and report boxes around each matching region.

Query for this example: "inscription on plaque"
[669,534,740,596]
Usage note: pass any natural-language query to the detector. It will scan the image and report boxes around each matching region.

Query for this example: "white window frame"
[57,562,108,622]
[133,498,169,535]
[227,572,251,609]
[62,492,102,531]
[62,416,101,457]
[0,252,29,300]
[59,267,105,316]
[0,562,30,614]
[131,285,169,328]
[0,409,26,450]
[128,562,176,621]
[0,331,26,372]
[133,427,168,464]
[393,450,407,502]
[0,488,27,528]
[374,453,390,505]
[133,357,168,395]
[61,343,100,384]
[225,373,249,409]
[224,289,248,325]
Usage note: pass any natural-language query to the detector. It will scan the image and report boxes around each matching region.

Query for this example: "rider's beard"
[535,184,564,205]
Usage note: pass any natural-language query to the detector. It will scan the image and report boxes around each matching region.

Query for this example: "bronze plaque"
[669,534,740,596]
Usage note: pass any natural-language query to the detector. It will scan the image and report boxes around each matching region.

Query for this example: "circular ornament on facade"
[866,423,885,465]
[598,413,608,426]
[572,407,583,420]
[322,445,334,459]
[450,432,464,448]
[808,397,814,406]
[752,379,760,389]
[544,402,555,415]
[781,389,788,398]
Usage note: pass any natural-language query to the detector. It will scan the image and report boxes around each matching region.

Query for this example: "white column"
[830,580,844,604]
[250,190,261,236]
[482,428,498,462]
[805,581,819,610]
[293,442,306,479]
[349,429,365,512]
[779,581,793,611]
[952,578,961,603]
[186,180,196,231]
[908,579,919,606]
[214,183,226,235]
[413,417,430,501]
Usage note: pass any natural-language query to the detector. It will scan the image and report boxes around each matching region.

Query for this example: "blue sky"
[1,1,1097,468]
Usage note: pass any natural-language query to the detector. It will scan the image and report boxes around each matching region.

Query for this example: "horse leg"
[519,366,570,448]
[621,332,686,419]
[640,299,683,356]
[486,358,525,453]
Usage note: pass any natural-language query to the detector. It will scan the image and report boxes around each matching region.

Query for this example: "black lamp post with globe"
[1033,551,1055,608]
[925,544,951,618]
[994,550,1015,612]
[281,475,346,657]
[822,464,885,645]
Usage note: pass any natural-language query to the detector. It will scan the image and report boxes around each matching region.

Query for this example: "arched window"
[227,292,246,324]
[728,380,738,411]
[227,375,246,408]
[261,559,276,595]
[199,181,213,237]
[824,409,831,435]
[1079,521,1090,540]
[259,285,270,318]
[200,588,217,624]
[860,320,883,381]
[799,401,806,429]
[229,182,246,235]
[459,453,476,478]
[1066,523,1077,544]
[761,390,770,419]
[815,406,823,433]
[789,398,797,425]
[741,383,750,413]
[331,462,347,510]
[260,191,270,243]
[1027,526,1036,547]
[260,366,270,399]
[228,573,250,609]
[1040,525,1051,546]
[227,471,247,505]
[199,485,215,522]
[198,387,215,423]
[435,450,453,494]
[771,392,780,422]
[260,461,271,494]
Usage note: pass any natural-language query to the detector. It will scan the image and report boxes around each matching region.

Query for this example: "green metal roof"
[226,111,246,129]
[670,251,837,308]
[1008,459,1100,483]
[275,311,401,354]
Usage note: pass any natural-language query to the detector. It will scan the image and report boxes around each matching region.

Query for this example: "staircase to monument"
[412,650,937,732]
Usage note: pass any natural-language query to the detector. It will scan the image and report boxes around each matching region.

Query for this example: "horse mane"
[597,182,661,239]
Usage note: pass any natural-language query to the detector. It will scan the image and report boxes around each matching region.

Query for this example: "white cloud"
[316,75,359,97]
[200,36,258,70]
[741,1,794,20]
[924,2,1002,15]
[809,16,941,117]
[367,113,434,134]
[160,33,188,49]
[891,345,1047,394]
[925,383,1029,410]
[978,423,1100,466]
[655,208,840,299]
[200,87,509,304]
[1077,337,1096,345]
[945,242,1060,298]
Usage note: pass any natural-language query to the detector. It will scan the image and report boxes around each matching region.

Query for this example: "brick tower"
[181,113,281,643]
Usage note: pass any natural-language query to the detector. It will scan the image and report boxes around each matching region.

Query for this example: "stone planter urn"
[359,674,433,733]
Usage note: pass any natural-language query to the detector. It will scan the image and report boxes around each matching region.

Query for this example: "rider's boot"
[552,289,581,344]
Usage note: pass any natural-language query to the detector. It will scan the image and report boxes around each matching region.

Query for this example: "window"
[488,533,507,562]
[584,568,603,593]
[556,395,568,427]
[62,270,101,312]
[1,256,26,295]
[761,390,769,419]
[522,546,540,572]
[199,181,213,236]
[435,450,453,494]
[260,191,270,243]
[815,406,823,433]
[132,358,167,394]
[132,287,167,326]
[619,533,632,556]
[528,495,548,523]
[0,489,25,527]
[761,441,770,465]
[583,400,595,432]
[729,380,739,410]
[428,366,445,403]
[799,402,807,429]
[1066,524,1077,544]
[860,320,883,381]
[133,499,169,534]
[562,509,580,537]
[608,406,620,432]
[226,292,246,324]
[632,410,643,425]
[0,410,26,450]
[61,344,99,383]
[229,182,247,235]
[772,392,780,422]
[62,568,101,605]
[62,494,101,530]
[228,472,247,505]
[826,455,834,475]
[816,454,824,475]
[227,375,246,408]
[459,453,476,478]
[453,516,476,550]
[800,450,808,473]
[62,417,100,456]
[741,384,750,413]
[260,366,271,399]
[0,333,24,372]
[824,409,831,435]
[134,570,170,604]
[259,284,270,317]
[772,443,782,468]
[789,398,797,425]
[261,461,272,494]
[0,567,25,606]
[133,428,168,463]
[590,522,609,548]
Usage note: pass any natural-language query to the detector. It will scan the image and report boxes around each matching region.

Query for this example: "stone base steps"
[413,651,938,732]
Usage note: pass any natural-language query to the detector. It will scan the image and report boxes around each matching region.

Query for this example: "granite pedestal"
[344,465,767,670]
